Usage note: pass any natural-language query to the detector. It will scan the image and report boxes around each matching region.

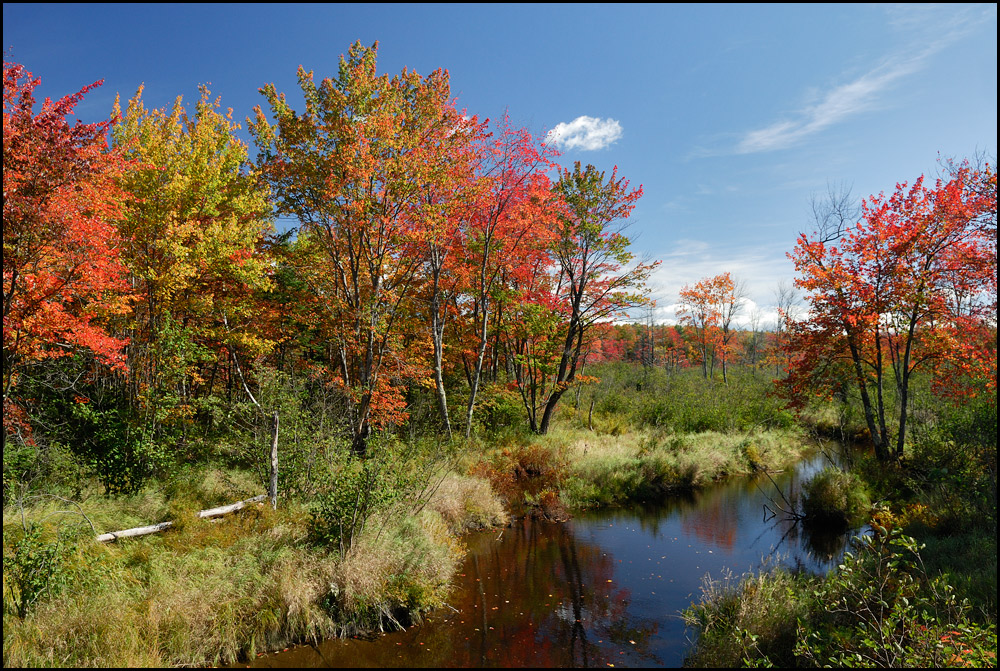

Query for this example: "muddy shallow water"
[242,451,862,668]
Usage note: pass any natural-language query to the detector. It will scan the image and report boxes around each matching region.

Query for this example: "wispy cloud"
[735,59,920,154]
[546,116,623,150]
[734,5,994,155]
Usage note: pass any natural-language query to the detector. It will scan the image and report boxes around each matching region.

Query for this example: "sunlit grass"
[554,425,806,507]
[2,465,490,668]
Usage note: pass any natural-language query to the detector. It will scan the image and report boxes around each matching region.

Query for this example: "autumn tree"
[410,109,484,439]
[251,41,466,455]
[112,85,273,440]
[459,113,558,438]
[530,162,654,434]
[742,305,765,376]
[677,273,736,380]
[769,279,800,377]
[714,273,746,384]
[3,61,131,439]
[783,164,996,461]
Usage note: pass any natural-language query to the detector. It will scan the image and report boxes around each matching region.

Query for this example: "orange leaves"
[783,161,996,459]
[677,273,744,379]
[3,61,135,435]
[252,42,475,449]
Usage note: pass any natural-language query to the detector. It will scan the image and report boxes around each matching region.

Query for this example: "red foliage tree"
[3,61,131,437]
[459,113,559,437]
[783,164,996,461]
[677,273,744,380]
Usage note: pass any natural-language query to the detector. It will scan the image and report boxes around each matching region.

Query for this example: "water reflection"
[244,451,862,668]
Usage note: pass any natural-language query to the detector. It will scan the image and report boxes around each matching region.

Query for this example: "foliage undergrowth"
[580,363,796,435]
[684,526,997,668]
[685,384,998,668]
[2,460,503,668]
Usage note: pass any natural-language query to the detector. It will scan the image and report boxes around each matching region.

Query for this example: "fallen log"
[95,494,267,543]
[198,494,268,519]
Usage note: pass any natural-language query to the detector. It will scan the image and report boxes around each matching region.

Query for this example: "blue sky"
[4,3,996,325]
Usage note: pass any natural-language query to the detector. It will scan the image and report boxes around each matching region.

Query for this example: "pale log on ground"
[95,494,267,542]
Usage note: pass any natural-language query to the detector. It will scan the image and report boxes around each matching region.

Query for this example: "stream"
[245,449,863,667]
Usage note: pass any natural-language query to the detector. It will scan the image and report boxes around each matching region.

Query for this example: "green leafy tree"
[534,162,656,434]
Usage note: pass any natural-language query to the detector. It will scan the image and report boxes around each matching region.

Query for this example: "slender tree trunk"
[847,337,888,461]
[465,302,489,439]
[894,310,919,459]
[269,410,279,509]
[429,262,452,439]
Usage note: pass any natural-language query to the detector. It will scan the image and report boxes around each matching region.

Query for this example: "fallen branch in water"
[95,494,267,543]
[755,469,806,523]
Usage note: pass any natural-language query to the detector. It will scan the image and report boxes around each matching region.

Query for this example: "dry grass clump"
[426,473,508,533]
[329,511,463,634]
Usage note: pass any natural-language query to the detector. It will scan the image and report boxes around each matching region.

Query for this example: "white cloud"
[733,5,993,155]
[643,239,797,328]
[736,59,920,154]
[545,116,623,151]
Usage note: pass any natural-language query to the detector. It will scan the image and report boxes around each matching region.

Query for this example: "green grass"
[683,562,812,668]
[556,426,807,508]
[3,463,503,667]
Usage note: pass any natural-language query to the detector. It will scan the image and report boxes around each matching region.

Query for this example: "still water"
[248,450,862,668]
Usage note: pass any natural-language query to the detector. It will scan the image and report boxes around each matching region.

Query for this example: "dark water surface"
[246,451,862,668]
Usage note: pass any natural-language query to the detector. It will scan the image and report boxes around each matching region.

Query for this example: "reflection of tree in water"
[802,522,849,561]
[254,452,857,669]
[679,487,739,550]
[625,493,696,537]
[420,517,661,667]
[553,522,660,667]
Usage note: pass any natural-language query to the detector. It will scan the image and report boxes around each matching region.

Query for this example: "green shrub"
[310,438,439,555]
[798,528,997,668]
[802,467,870,528]
[685,528,996,668]
[3,524,76,618]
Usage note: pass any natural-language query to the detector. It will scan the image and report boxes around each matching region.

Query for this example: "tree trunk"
[464,304,490,439]
[269,410,279,510]
[96,494,268,542]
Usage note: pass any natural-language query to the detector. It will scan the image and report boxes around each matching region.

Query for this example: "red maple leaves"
[3,61,132,435]
[783,164,996,460]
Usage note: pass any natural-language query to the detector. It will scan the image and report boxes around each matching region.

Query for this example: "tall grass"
[576,363,795,435]
[556,427,806,508]
[3,464,504,667]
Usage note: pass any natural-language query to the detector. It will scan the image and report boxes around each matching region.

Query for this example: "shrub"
[3,523,76,618]
[802,467,870,528]
[798,528,997,668]
[309,438,442,555]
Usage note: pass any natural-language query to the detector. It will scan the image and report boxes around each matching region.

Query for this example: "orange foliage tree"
[251,42,470,455]
[3,61,131,438]
[677,273,744,381]
[783,164,996,461]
